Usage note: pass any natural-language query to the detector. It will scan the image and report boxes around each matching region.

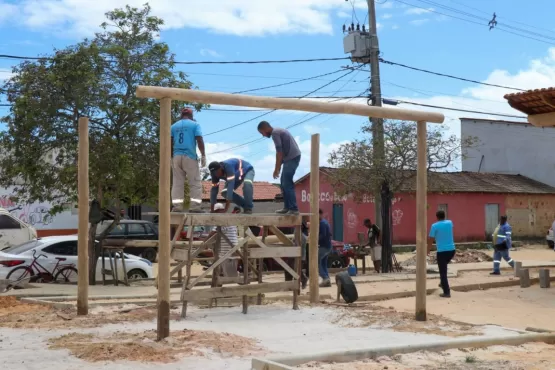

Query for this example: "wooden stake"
[157,97,172,340]
[77,117,89,316]
[415,121,427,321]
[309,134,320,303]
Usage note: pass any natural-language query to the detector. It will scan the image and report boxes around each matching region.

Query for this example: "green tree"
[0,4,204,284]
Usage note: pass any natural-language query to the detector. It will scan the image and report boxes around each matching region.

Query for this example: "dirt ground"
[401,249,493,266]
[298,342,555,369]
[48,329,265,363]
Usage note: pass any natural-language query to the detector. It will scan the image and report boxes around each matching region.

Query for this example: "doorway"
[332,204,344,242]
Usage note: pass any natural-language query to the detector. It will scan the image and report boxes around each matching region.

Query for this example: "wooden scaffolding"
[156,212,304,318]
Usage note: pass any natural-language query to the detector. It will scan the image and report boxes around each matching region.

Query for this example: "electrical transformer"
[343,30,374,63]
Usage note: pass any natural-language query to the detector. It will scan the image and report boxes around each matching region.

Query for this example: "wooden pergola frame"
[76,86,444,340]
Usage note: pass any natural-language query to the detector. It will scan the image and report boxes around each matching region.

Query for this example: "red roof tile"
[201,181,281,201]
[504,87,555,115]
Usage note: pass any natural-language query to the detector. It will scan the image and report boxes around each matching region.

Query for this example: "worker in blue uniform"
[208,159,255,214]
[491,215,515,275]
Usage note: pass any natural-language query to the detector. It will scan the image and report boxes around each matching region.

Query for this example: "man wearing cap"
[171,108,206,212]
[209,158,255,214]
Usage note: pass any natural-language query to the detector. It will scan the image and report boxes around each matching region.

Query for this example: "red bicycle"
[6,249,78,285]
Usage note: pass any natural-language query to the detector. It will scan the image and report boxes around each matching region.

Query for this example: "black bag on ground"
[335,271,358,303]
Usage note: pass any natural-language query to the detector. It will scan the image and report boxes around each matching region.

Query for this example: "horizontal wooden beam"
[136,87,445,123]
[527,112,555,127]
[249,247,301,259]
[144,212,304,226]
[181,281,297,301]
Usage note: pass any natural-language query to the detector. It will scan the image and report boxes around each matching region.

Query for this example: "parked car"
[547,228,554,249]
[179,225,211,241]
[0,235,153,282]
[97,220,159,262]
[0,207,37,251]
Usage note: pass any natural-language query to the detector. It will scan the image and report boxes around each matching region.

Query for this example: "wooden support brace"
[245,228,299,280]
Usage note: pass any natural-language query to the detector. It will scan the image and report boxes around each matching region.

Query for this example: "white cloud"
[199,48,222,58]
[382,13,393,19]
[379,2,394,9]
[392,24,400,30]
[405,7,434,15]
[336,10,350,18]
[0,3,16,24]
[2,0,359,37]
[409,19,429,26]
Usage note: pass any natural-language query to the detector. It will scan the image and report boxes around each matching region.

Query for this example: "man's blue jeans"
[281,155,300,211]
[318,246,332,280]
[493,249,514,273]
[221,169,255,210]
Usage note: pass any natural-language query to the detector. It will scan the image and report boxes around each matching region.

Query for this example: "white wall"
[0,187,77,231]
[461,118,555,187]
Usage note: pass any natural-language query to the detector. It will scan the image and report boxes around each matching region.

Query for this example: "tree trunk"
[380,181,393,273]
[88,223,99,285]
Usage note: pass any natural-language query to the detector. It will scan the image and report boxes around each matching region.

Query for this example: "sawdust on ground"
[328,303,478,337]
[298,342,555,369]
[0,297,180,329]
[48,329,265,363]
[401,249,493,267]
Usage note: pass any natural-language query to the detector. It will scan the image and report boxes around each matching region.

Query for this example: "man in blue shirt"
[491,215,515,275]
[208,158,255,214]
[428,210,456,298]
[171,108,206,212]
[318,209,333,287]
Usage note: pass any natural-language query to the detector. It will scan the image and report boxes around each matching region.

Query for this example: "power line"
[379,58,526,91]
[0,54,350,64]
[392,99,526,119]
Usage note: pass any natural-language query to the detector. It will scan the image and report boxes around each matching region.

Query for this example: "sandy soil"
[374,285,555,331]
[401,250,493,266]
[298,342,555,369]
[48,329,265,363]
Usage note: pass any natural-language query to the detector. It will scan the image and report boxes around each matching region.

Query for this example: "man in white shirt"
[209,203,239,277]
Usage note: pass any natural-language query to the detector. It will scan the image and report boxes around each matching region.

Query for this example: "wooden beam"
[309,134,320,303]
[246,229,299,280]
[249,247,301,259]
[181,281,297,301]
[144,212,305,226]
[268,226,294,246]
[136,87,445,123]
[77,117,89,316]
[157,97,172,340]
[527,112,555,127]
[415,120,427,321]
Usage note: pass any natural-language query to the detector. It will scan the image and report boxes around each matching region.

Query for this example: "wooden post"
[242,232,249,314]
[539,269,550,288]
[258,227,267,305]
[415,121,427,321]
[157,97,172,340]
[77,117,89,316]
[309,134,320,303]
[520,269,531,288]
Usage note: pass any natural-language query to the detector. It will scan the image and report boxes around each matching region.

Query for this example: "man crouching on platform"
[208,158,255,214]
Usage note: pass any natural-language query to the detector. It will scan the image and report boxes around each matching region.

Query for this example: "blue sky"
[1,0,555,181]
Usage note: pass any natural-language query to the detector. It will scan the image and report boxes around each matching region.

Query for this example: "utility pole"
[367,0,392,272]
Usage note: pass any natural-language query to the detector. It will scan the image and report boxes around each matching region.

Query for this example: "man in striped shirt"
[209,203,239,278]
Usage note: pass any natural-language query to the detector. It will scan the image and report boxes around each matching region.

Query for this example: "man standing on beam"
[257,121,301,215]
[208,159,255,214]
[171,107,206,213]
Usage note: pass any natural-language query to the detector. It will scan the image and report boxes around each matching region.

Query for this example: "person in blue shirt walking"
[428,210,456,298]
[318,209,333,287]
[208,158,255,214]
[491,215,515,275]
[171,108,206,212]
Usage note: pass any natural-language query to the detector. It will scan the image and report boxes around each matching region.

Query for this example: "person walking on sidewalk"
[318,209,333,287]
[428,210,456,298]
[257,121,301,215]
[491,215,515,275]
[171,108,205,212]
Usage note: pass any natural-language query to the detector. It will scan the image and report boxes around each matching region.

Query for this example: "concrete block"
[539,269,550,289]
[520,269,531,288]
[514,261,522,277]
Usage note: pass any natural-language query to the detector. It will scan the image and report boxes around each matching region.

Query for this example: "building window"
[438,204,448,218]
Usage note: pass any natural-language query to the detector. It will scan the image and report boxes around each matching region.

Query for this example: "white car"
[0,207,37,251]
[0,235,153,283]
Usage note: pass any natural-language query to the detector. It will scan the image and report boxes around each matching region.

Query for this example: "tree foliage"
[0,4,204,283]
[328,120,477,198]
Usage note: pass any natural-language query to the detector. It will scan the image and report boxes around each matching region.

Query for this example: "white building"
[461,117,555,187]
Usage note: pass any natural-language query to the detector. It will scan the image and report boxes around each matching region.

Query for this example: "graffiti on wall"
[392,209,404,226]
[347,208,358,229]
[0,195,54,226]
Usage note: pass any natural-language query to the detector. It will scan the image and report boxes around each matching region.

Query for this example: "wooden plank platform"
[181,281,296,301]
[144,212,308,226]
